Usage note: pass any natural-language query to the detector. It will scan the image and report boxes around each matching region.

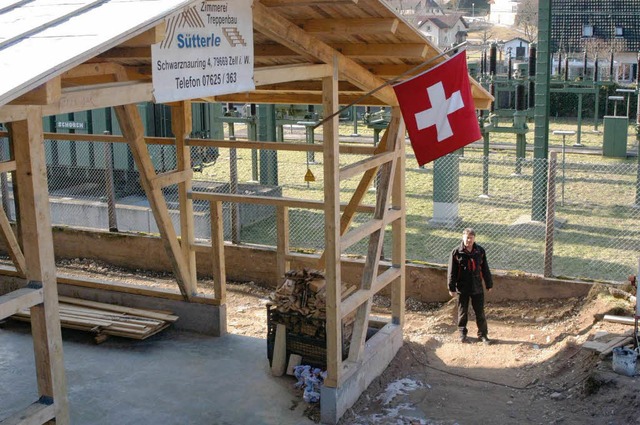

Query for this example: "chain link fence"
[1,118,639,283]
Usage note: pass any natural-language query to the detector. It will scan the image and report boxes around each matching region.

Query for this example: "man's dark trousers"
[457,292,487,338]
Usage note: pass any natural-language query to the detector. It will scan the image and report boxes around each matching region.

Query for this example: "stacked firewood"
[270,269,327,318]
[269,269,358,319]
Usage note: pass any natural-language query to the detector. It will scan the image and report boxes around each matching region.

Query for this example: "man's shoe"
[459,334,468,343]
[479,336,491,345]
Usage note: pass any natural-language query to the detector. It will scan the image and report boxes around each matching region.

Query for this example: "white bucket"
[612,347,637,377]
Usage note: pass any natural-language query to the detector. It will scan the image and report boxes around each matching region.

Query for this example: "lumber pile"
[583,330,635,358]
[12,296,178,343]
[269,269,356,319]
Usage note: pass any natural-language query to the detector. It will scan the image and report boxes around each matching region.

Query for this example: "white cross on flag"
[393,51,481,166]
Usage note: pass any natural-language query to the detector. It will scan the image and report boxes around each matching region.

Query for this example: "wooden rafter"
[252,2,398,106]
[211,91,388,106]
[330,43,428,58]
[260,0,359,6]
[254,64,333,86]
[8,77,61,106]
[297,18,399,35]
[95,47,151,61]
[253,80,361,91]
[0,81,153,123]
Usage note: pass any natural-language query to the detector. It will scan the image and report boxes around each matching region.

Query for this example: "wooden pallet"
[12,296,178,343]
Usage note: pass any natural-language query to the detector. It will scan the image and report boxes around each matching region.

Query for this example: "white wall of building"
[489,0,518,26]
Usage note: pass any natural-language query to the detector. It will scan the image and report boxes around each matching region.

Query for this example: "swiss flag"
[393,51,481,166]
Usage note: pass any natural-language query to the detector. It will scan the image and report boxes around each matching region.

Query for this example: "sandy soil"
[52,259,640,424]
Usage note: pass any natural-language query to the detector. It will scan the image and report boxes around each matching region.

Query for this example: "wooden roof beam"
[256,43,430,60]
[254,64,332,86]
[94,47,151,61]
[255,80,361,91]
[119,24,166,47]
[254,44,298,58]
[260,0,359,6]
[252,2,397,105]
[332,43,428,58]
[365,63,416,78]
[0,81,153,122]
[8,77,61,106]
[62,62,128,79]
[297,18,399,35]
[208,91,387,106]
[60,63,149,86]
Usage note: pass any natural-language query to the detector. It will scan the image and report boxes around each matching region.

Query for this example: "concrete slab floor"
[0,322,317,425]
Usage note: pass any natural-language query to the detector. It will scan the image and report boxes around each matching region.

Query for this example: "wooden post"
[171,101,197,296]
[103,135,118,232]
[322,58,342,388]
[390,107,406,326]
[276,205,290,282]
[10,106,70,424]
[210,200,226,304]
[271,323,287,376]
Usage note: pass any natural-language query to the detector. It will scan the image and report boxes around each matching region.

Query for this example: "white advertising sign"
[152,0,255,103]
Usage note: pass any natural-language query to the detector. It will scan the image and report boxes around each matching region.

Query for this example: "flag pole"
[313,41,468,129]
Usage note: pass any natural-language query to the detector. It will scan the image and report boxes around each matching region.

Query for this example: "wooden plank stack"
[12,296,178,343]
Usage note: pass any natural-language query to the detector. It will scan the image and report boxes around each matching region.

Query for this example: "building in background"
[504,37,530,60]
[551,0,639,82]
[488,0,519,26]
[416,13,469,49]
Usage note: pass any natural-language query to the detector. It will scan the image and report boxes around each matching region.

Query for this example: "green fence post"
[258,104,278,186]
[351,105,359,137]
[636,52,640,206]
[514,111,527,175]
[481,117,490,197]
[249,104,258,182]
[296,119,318,164]
[575,93,584,146]
[594,83,600,131]
[531,0,552,222]
[431,153,460,226]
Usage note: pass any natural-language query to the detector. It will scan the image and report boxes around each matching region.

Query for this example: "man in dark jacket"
[447,228,493,344]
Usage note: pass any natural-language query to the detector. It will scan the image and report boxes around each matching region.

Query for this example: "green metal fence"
[1,111,639,284]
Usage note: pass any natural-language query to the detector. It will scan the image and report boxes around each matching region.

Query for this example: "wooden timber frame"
[0,1,492,423]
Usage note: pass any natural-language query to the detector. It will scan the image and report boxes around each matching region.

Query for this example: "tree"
[515,0,538,42]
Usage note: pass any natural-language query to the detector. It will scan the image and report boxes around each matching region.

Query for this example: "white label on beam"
[151,0,255,103]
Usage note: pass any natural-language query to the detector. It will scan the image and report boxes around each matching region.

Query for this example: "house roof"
[417,13,468,30]
[505,37,530,45]
[551,0,640,53]
[0,0,193,107]
[0,0,492,116]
